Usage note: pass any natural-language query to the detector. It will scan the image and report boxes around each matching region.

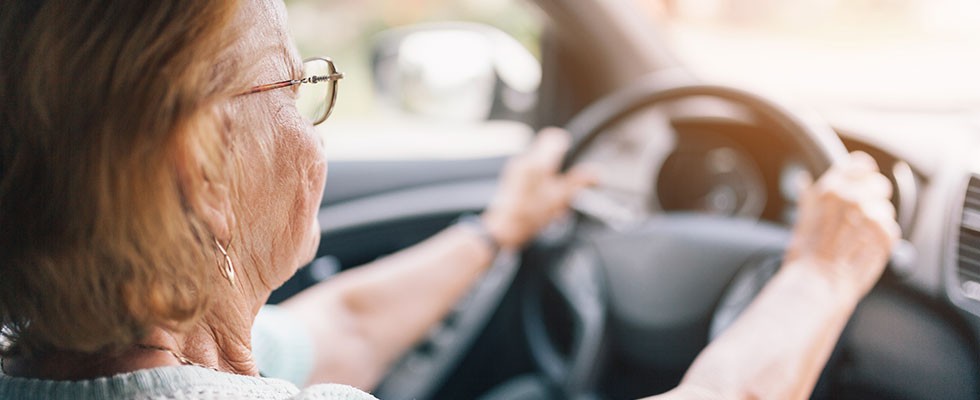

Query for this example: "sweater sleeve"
[253,304,316,387]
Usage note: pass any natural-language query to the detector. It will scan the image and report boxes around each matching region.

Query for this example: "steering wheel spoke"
[523,238,608,398]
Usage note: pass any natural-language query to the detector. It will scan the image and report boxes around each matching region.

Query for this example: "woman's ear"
[171,120,237,244]
[194,180,236,243]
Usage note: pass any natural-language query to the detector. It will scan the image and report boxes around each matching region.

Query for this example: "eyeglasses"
[238,57,344,126]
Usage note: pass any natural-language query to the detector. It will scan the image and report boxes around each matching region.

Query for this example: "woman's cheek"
[305,214,322,263]
[299,138,328,264]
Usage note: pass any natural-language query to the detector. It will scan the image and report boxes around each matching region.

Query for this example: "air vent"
[957,176,980,300]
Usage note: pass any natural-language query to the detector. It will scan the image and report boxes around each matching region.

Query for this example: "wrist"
[478,210,523,250]
[454,214,502,256]
[780,259,865,308]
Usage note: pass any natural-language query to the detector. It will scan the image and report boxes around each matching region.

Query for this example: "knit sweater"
[0,365,378,399]
[251,305,316,386]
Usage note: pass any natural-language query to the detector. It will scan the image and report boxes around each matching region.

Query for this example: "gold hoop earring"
[214,237,235,285]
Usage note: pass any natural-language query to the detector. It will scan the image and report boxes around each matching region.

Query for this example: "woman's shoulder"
[293,383,379,400]
[0,364,377,400]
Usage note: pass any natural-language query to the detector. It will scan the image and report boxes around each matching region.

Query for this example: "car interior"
[272,1,980,399]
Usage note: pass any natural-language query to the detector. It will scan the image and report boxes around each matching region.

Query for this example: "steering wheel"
[520,73,849,399]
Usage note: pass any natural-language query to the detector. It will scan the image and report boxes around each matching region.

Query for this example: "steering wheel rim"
[524,75,850,399]
[562,73,848,175]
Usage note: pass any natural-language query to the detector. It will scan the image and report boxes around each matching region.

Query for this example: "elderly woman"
[0,1,897,399]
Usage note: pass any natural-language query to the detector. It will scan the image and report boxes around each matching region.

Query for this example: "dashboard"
[574,104,980,331]
[576,110,919,230]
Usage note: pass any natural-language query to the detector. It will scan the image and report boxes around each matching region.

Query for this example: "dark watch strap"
[454,213,500,255]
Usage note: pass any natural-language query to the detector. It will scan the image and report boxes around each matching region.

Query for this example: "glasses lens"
[297,58,337,125]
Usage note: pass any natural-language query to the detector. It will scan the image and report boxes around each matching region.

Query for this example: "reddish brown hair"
[0,1,243,355]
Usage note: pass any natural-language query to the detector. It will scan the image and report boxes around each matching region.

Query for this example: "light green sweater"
[0,365,377,399]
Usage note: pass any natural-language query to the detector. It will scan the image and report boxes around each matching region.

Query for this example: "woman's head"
[0,0,327,355]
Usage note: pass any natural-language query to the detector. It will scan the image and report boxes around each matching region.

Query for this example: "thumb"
[563,164,600,197]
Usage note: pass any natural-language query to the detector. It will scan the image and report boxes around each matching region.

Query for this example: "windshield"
[286,0,540,160]
[648,0,980,111]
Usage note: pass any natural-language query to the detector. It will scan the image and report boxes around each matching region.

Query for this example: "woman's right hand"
[785,152,901,298]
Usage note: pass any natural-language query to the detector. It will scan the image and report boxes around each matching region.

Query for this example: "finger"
[820,152,877,187]
[845,151,879,174]
[538,126,572,142]
[542,166,599,217]
[524,128,571,174]
[861,198,897,224]
[560,172,597,205]
[840,173,892,201]
[566,163,601,188]
[862,174,893,200]
[867,211,902,247]
[883,218,902,243]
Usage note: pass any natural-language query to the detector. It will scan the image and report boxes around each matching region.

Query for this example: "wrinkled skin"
[785,151,900,297]
[156,0,595,379]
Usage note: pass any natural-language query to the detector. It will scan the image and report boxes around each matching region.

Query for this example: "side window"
[285,0,543,160]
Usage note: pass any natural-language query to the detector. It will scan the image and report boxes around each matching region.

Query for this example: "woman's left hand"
[481,127,597,249]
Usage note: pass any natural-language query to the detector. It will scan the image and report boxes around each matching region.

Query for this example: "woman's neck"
[175,306,261,376]
[4,293,263,380]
